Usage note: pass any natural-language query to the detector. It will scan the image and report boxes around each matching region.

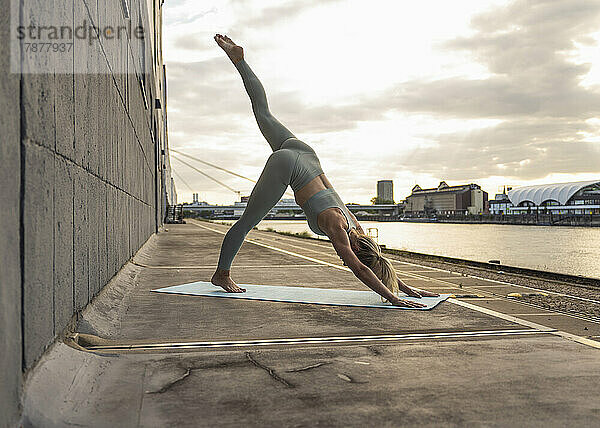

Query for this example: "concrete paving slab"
[400,279,455,289]
[436,276,507,287]
[407,270,464,279]
[486,304,557,316]
[516,314,600,337]
[454,298,531,312]
[24,335,600,427]
[464,283,552,297]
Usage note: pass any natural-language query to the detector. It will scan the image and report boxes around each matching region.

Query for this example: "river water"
[224,220,600,279]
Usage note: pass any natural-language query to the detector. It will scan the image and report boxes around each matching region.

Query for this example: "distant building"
[377,180,394,202]
[232,197,302,217]
[404,181,488,216]
[489,193,512,214]
[508,180,600,214]
[187,193,208,206]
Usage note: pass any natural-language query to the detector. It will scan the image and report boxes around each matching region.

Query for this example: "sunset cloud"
[164,0,600,204]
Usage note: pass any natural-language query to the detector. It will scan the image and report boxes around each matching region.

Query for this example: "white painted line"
[464,284,517,288]
[133,263,325,269]
[397,270,441,274]
[510,313,562,317]
[252,226,334,248]
[252,236,342,258]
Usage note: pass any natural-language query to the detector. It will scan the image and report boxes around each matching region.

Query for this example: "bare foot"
[214,34,244,64]
[211,269,246,293]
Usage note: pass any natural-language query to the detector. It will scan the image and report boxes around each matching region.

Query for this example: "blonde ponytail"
[354,235,399,300]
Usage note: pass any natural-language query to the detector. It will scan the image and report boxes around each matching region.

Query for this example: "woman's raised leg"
[215,34,295,151]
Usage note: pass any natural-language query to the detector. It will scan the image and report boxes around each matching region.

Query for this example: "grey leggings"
[217,60,298,270]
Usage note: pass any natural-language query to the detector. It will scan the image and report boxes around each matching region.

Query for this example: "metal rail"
[74,329,551,352]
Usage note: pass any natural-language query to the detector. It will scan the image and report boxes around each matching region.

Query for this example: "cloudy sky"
[163,0,600,205]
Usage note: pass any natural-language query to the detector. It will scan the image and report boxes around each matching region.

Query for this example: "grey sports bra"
[301,188,358,236]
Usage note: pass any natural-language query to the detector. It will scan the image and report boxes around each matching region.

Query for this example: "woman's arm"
[328,228,426,308]
[347,210,364,234]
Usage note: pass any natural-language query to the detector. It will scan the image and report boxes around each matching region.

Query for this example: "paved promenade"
[23,221,600,427]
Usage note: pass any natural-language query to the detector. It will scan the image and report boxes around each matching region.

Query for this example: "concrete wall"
[1,1,171,426]
[0,2,22,426]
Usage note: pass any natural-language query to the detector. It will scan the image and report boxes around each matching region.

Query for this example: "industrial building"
[508,180,600,214]
[377,180,394,202]
[404,181,488,216]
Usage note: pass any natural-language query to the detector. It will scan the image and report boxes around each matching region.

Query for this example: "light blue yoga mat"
[152,281,451,310]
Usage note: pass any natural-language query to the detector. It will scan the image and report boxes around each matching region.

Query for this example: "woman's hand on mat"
[406,288,440,298]
[390,297,427,308]
[416,289,440,298]
[398,279,440,298]
[405,289,424,298]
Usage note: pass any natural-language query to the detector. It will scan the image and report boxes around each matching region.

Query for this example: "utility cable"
[171,149,257,184]
[171,149,295,199]
[171,154,241,196]
[172,169,195,193]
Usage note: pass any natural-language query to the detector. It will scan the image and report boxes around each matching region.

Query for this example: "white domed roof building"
[506,180,600,214]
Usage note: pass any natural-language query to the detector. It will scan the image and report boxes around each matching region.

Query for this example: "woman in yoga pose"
[210,34,438,308]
